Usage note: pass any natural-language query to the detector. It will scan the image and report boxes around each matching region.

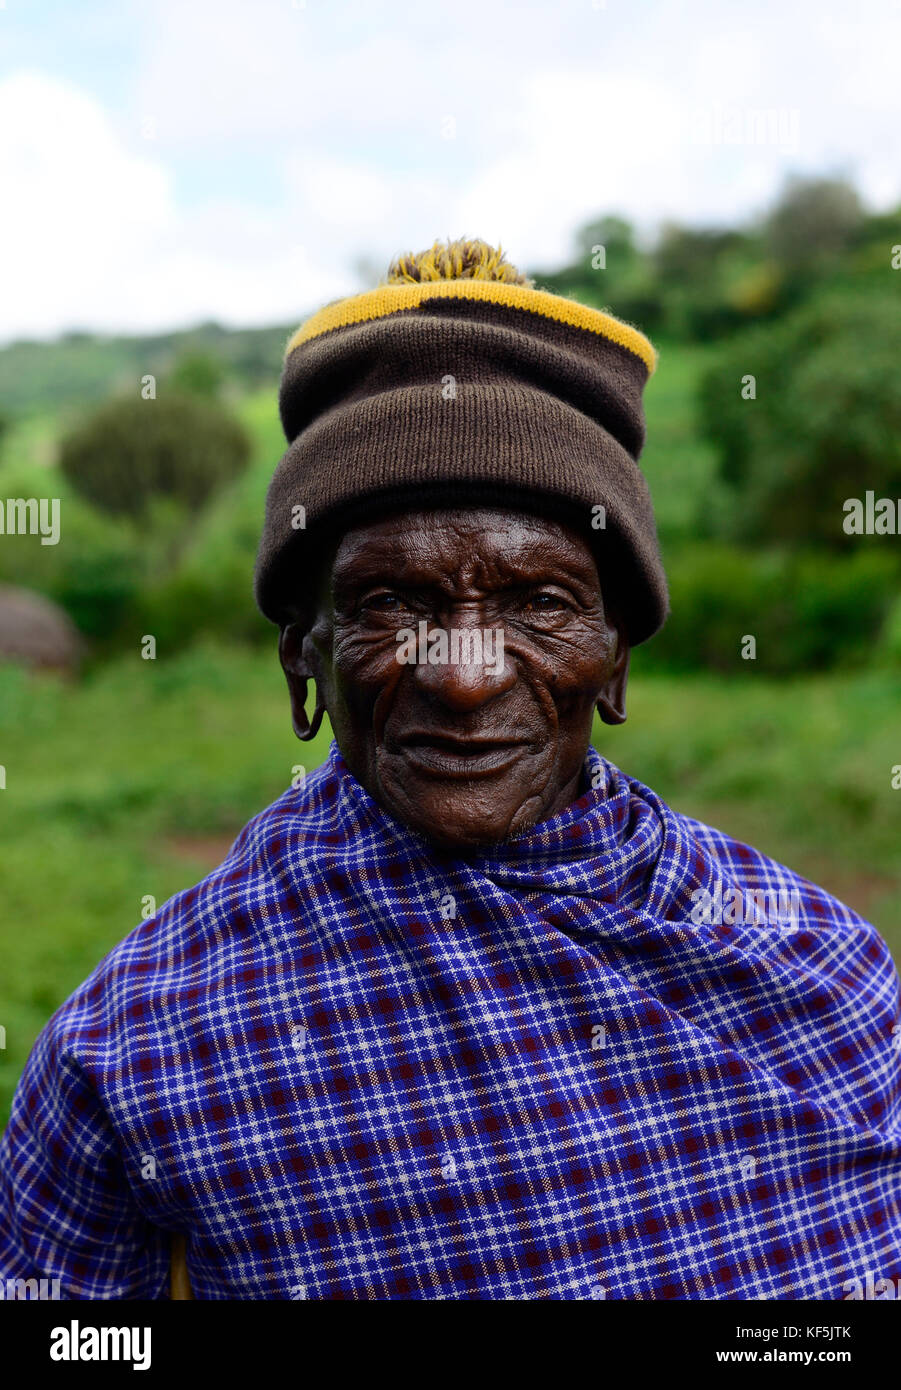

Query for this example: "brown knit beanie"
[254,237,668,645]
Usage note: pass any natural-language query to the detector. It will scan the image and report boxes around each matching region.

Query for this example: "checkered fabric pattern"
[2,742,900,1300]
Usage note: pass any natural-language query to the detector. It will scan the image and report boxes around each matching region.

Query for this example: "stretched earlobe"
[596,690,627,726]
[596,626,630,726]
[302,687,326,742]
[279,622,326,742]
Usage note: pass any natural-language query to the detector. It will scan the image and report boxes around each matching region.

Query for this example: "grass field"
[2,640,899,1124]
[1,338,898,1124]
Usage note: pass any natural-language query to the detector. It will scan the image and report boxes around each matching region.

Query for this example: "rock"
[0,585,84,674]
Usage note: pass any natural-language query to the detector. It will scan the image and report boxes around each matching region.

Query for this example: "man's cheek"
[332,630,406,684]
[507,637,609,697]
[538,630,618,692]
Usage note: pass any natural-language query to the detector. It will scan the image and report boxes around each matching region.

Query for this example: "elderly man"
[2,239,900,1302]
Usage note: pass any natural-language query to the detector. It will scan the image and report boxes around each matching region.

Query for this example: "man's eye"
[362,592,403,611]
[526,592,568,613]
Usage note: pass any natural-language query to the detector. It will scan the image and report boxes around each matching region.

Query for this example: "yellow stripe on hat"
[285,280,657,374]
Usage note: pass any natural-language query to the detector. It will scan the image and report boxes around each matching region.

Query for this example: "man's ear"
[596,613,630,726]
[279,621,326,742]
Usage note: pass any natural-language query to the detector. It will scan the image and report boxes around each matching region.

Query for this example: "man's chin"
[382,785,546,853]
[400,817,527,853]
[370,748,555,850]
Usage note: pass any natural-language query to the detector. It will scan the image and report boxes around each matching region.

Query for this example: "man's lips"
[392,732,531,777]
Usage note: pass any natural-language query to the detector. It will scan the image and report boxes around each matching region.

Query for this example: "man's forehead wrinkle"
[338,508,571,553]
[332,510,600,592]
[335,548,592,597]
[332,533,452,592]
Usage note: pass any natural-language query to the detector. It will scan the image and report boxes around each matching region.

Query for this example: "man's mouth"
[394,732,530,777]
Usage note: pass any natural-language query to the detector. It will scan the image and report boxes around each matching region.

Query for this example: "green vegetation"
[1,174,899,1121]
[638,543,899,674]
[537,174,894,339]
[1,644,898,1124]
[60,391,251,521]
[0,321,293,416]
[698,289,901,547]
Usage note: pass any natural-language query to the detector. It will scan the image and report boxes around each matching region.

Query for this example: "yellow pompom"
[383,237,533,287]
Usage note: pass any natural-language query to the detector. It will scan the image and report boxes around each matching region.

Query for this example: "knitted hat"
[254,237,668,645]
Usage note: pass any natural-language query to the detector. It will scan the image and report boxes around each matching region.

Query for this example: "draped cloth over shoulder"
[2,744,900,1299]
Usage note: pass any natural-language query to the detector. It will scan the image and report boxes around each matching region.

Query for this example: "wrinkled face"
[280,507,629,851]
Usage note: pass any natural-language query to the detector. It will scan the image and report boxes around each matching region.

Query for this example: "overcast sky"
[1,0,898,342]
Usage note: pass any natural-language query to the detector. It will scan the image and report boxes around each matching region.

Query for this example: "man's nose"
[411,623,515,712]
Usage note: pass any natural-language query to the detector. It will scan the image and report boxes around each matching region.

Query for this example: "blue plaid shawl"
[2,743,900,1300]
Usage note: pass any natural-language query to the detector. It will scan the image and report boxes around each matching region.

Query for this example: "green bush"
[696,288,901,547]
[122,443,279,655]
[0,389,276,656]
[877,593,901,666]
[764,175,864,278]
[0,461,144,641]
[49,519,144,639]
[638,543,899,674]
[131,557,271,654]
[169,350,227,400]
[59,391,251,518]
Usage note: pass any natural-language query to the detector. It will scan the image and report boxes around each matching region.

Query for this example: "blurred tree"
[59,391,251,519]
[573,215,641,271]
[764,174,864,277]
[534,214,665,331]
[169,349,227,399]
[639,542,897,674]
[697,288,901,548]
[654,224,740,283]
[654,224,761,335]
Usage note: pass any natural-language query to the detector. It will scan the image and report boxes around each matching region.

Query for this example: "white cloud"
[0,70,346,340]
[0,71,173,336]
[1,0,900,341]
